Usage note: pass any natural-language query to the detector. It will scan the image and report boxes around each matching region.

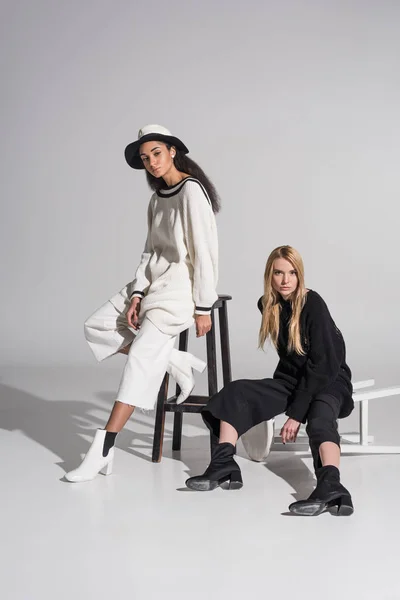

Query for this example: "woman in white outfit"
[65,124,219,482]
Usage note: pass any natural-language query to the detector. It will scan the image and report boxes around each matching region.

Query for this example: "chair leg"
[152,373,169,463]
[218,301,232,385]
[171,330,189,452]
[206,311,218,397]
[172,412,183,451]
[206,313,218,456]
[359,399,369,446]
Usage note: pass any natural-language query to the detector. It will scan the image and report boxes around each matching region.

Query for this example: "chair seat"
[211,294,232,308]
[240,379,400,460]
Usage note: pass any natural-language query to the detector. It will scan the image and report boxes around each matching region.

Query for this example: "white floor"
[1,367,400,600]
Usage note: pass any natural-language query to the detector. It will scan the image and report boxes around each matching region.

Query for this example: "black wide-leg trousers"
[202,378,346,472]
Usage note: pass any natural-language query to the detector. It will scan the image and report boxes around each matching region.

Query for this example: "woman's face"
[271,258,298,299]
[139,141,175,178]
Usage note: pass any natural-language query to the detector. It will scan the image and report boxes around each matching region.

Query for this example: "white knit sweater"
[128,177,218,335]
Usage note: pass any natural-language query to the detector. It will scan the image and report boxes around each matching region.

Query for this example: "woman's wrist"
[130,291,144,301]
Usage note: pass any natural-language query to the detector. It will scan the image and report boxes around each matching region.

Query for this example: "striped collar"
[157,177,200,197]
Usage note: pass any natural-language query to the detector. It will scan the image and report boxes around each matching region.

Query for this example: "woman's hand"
[126,297,141,329]
[195,314,212,337]
[280,418,301,444]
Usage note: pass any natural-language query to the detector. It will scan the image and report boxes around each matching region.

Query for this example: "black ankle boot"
[185,442,243,491]
[289,466,354,516]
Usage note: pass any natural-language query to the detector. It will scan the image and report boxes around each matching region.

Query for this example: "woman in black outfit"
[186,245,355,517]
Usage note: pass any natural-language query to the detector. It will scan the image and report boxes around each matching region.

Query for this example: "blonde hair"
[258,245,307,354]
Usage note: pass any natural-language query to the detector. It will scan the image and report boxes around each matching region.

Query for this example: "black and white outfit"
[186,290,355,514]
[202,291,353,468]
[85,177,218,410]
[65,124,219,484]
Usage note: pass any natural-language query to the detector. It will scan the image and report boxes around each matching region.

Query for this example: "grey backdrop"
[1,0,399,388]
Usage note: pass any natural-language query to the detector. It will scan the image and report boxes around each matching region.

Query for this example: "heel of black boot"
[228,470,243,490]
[217,469,243,490]
[334,494,354,516]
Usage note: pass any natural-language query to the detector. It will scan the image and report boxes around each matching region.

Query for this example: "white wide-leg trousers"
[84,298,176,410]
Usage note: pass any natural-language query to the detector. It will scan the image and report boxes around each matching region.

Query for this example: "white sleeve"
[129,199,153,299]
[182,180,218,315]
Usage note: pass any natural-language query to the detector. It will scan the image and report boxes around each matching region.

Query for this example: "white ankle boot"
[167,349,207,404]
[65,429,116,483]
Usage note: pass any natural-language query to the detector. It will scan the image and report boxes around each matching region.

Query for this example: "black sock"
[103,431,118,457]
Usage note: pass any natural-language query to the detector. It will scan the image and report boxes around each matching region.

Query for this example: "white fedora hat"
[124,124,189,169]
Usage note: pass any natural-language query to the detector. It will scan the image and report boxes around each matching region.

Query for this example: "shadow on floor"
[0,382,104,474]
[263,453,316,503]
[0,382,339,506]
[0,383,210,479]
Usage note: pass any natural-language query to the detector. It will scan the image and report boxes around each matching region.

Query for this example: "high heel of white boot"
[100,459,113,476]
[167,350,207,404]
[64,429,116,483]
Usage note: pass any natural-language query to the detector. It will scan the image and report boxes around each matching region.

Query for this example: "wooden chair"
[152,295,232,462]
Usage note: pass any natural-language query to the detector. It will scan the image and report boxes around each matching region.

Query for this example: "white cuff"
[130,290,145,300]
[195,306,212,316]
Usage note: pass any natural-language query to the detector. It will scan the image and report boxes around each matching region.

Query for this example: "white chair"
[241,379,400,461]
